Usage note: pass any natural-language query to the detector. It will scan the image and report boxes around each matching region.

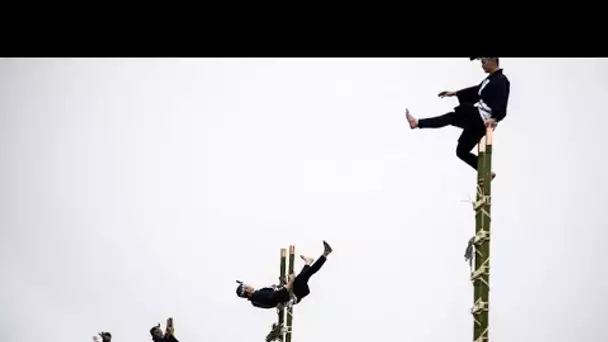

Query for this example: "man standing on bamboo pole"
[236,241,333,309]
[404,57,510,178]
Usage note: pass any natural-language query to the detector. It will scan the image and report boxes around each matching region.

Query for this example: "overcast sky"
[1,58,607,342]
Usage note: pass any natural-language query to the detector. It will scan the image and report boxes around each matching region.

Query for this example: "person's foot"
[300,255,314,265]
[322,240,333,257]
[405,108,418,129]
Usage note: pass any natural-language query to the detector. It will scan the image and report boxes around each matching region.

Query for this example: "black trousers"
[418,104,486,171]
[292,255,326,302]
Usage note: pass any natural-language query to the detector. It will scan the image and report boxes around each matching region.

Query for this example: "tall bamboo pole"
[472,127,493,342]
[278,248,287,334]
[285,245,296,342]
[267,247,295,342]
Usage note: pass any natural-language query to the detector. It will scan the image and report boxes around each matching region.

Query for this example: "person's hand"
[485,118,497,128]
[438,90,457,98]
[288,273,295,282]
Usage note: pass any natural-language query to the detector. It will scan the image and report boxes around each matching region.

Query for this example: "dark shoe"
[322,240,333,255]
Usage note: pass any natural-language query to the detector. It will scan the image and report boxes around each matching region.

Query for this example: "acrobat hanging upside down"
[236,240,333,309]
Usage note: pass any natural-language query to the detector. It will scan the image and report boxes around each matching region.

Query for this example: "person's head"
[236,280,256,298]
[149,324,163,339]
[473,57,500,73]
[98,332,112,342]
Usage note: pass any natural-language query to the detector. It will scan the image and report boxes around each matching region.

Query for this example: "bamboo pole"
[285,245,296,342]
[472,127,493,342]
[479,128,493,341]
[278,248,287,336]
[267,247,295,342]
[472,135,486,341]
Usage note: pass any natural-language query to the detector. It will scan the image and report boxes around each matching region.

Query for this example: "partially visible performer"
[150,317,179,342]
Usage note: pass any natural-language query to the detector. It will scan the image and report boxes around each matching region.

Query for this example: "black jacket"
[153,336,179,342]
[249,286,291,309]
[456,69,510,122]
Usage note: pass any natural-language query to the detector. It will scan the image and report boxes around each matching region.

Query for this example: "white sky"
[1,58,607,342]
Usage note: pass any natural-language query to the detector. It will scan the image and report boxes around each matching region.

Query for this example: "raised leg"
[295,241,332,285]
[418,112,459,128]
[406,108,460,129]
